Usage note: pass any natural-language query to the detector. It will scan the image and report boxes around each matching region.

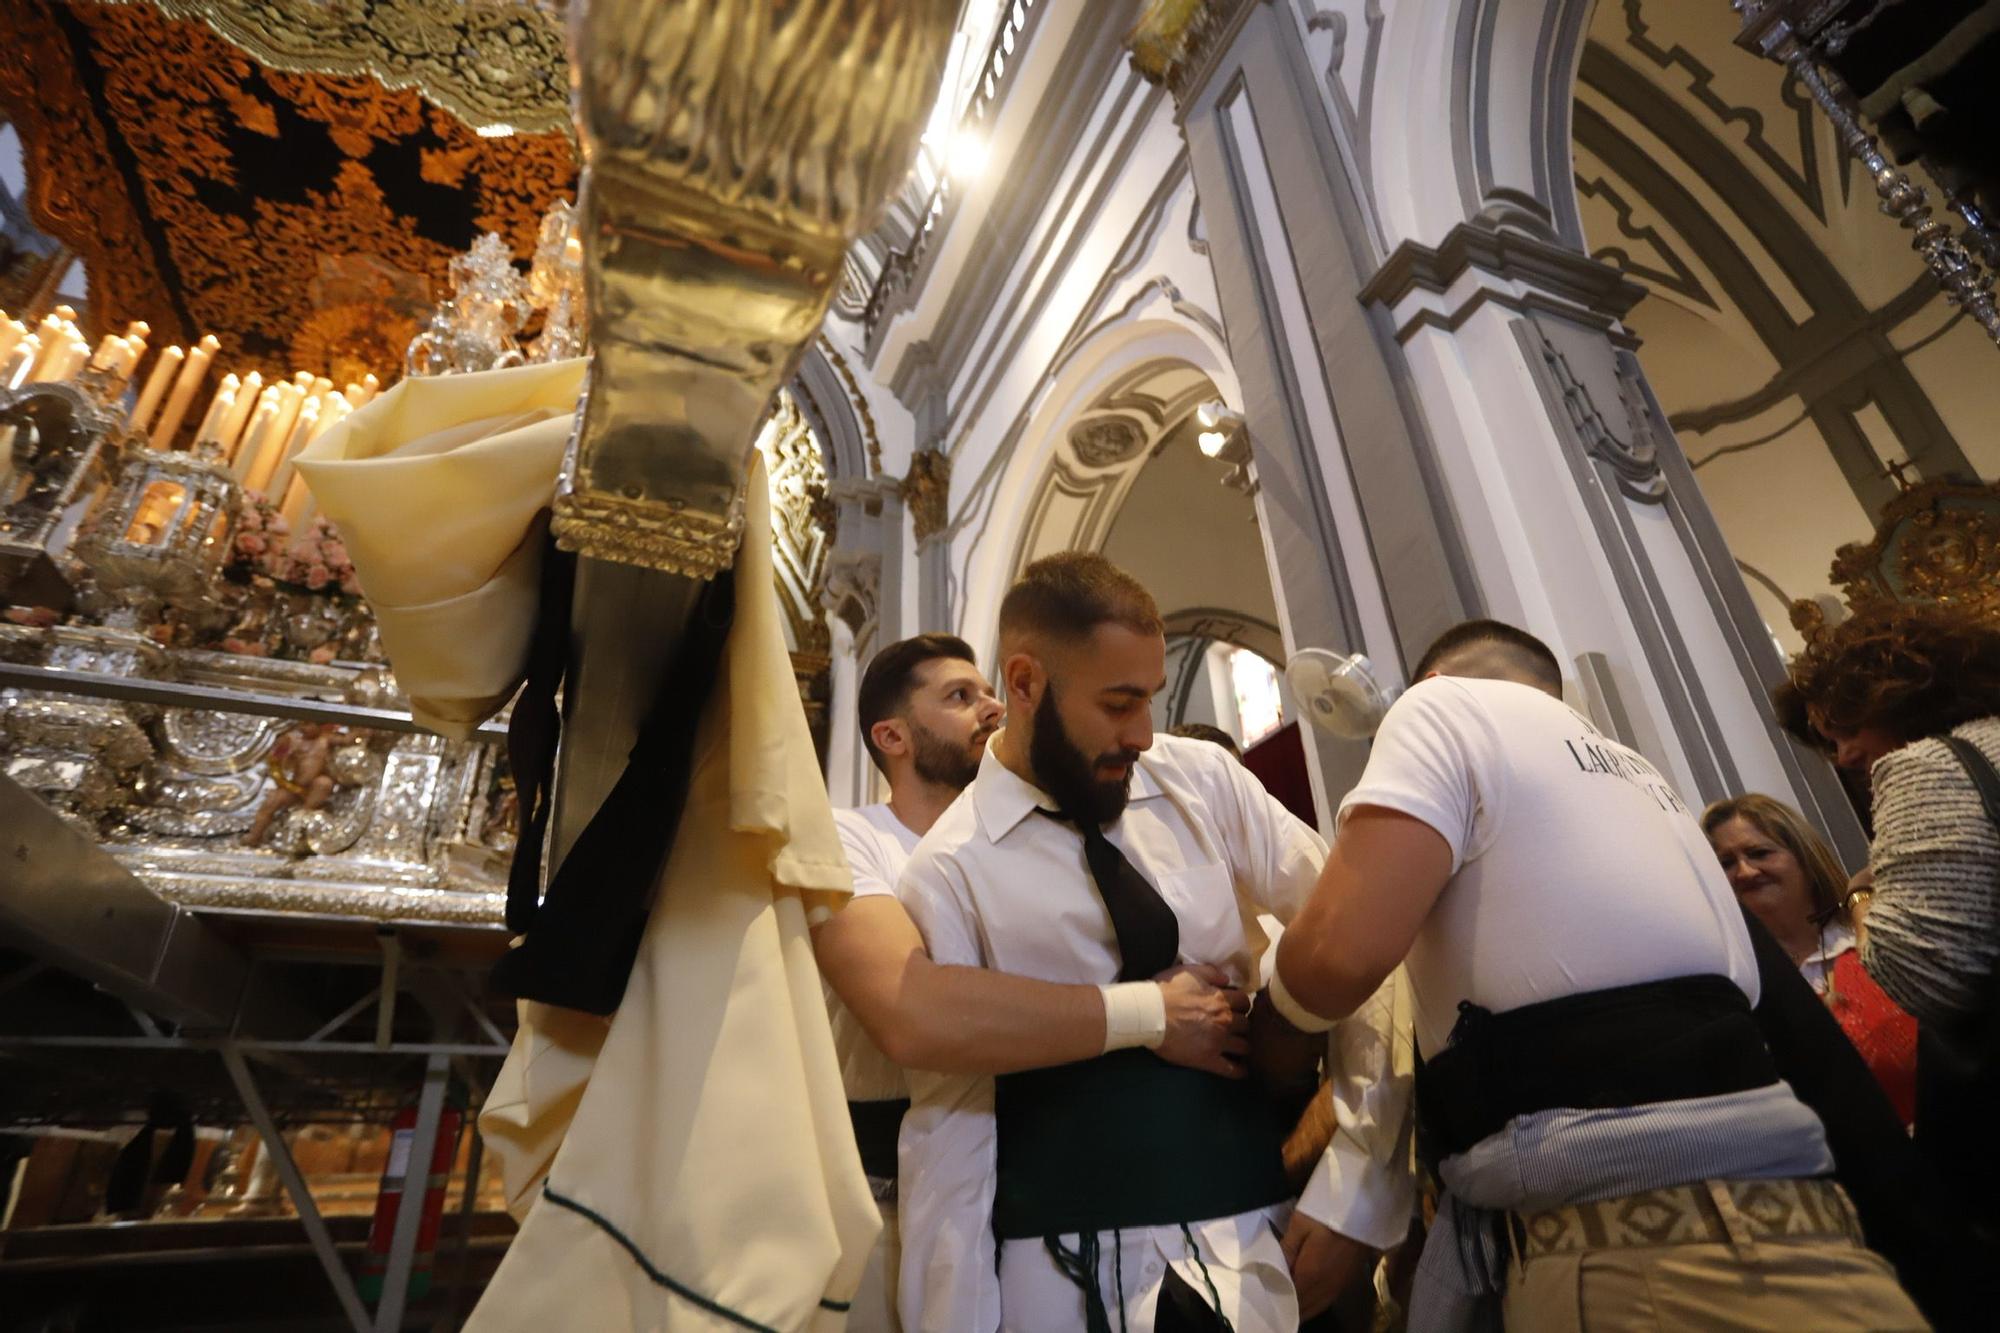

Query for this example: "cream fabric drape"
[299,364,879,1330]
[294,358,585,738]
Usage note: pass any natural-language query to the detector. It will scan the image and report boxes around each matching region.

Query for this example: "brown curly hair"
[1781,601,2000,746]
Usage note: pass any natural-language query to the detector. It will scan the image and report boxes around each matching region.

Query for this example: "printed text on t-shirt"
[1564,736,1689,815]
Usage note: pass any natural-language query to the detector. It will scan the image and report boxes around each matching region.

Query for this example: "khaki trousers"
[1503,1182,1928,1332]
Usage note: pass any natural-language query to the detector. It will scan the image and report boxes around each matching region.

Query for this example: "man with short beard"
[817,633,1258,1331]
[894,555,1411,1333]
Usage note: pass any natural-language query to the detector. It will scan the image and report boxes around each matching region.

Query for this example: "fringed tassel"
[1179,1222,1236,1333]
[1046,1232,1114,1333]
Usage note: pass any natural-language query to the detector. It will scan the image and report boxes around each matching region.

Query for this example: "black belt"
[993,1049,1290,1240]
[1416,973,1778,1164]
[848,1097,908,1182]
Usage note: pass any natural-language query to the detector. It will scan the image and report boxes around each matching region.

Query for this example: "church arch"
[950,299,1242,659]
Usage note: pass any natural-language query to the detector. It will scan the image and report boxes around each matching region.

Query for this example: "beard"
[911,717,989,791]
[1029,683,1139,825]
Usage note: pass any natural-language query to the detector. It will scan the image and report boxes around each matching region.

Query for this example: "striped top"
[1864,715,2000,1027]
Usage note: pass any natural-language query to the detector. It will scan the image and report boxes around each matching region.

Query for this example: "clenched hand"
[1153,963,1251,1077]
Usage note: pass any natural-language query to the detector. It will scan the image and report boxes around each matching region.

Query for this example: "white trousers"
[998,1203,1298,1333]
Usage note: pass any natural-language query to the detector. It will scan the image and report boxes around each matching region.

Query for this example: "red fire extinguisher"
[358,1099,463,1304]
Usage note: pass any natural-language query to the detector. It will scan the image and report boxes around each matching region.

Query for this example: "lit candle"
[241,384,304,493]
[357,373,380,406]
[151,334,220,448]
[27,324,68,381]
[32,337,84,383]
[278,470,314,531]
[53,304,76,324]
[88,334,125,371]
[122,320,151,345]
[214,370,262,463]
[191,374,239,452]
[1,334,37,391]
[266,393,321,499]
[307,391,352,446]
[115,327,148,376]
[231,398,281,486]
[131,346,184,434]
[0,319,23,366]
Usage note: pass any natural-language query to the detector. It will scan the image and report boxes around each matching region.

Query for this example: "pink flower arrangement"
[230,494,360,599]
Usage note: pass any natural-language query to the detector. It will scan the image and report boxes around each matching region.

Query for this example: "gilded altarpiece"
[0,0,577,381]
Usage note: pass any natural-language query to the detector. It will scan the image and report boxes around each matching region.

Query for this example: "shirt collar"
[1804,919,1859,965]
[971,731,1164,843]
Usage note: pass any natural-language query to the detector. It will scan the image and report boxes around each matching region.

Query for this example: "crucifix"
[1878,457,1920,492]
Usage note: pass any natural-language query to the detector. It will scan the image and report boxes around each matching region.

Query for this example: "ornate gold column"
[548,0,953,861]
[557,0,955,577]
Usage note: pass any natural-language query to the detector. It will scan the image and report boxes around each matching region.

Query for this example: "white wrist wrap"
[1100,981,1168,1052]
[1268,965,1338,1034]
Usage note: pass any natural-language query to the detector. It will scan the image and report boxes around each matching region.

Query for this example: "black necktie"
[1038,810,1179,982]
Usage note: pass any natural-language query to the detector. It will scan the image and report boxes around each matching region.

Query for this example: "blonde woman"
[1703,794,1916,1127]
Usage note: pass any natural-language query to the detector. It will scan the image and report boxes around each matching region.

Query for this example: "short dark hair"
[1168,722,1241,757]
[857,633,978,774]
[1412,619,1561,692]
[1782,601,2000,744]
[998,551,1163,649]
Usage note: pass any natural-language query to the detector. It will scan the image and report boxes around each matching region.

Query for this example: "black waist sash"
[993,1049,1291,1240]
[1416,973,1778,1165]
[848,1098,908,1182]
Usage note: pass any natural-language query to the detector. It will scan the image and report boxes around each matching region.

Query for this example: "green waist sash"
[993,1048,1291,1240]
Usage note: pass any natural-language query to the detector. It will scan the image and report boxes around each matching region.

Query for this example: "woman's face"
[1810,716,1903,775]
[1709,817,1816,937]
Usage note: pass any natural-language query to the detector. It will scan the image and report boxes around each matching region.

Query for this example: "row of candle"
[1,305,381,531]
[0,306,153,396]
[218,370,381,528]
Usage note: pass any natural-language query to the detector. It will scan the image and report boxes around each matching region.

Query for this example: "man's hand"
[1248,985,1324,1094]
[1280,1211,1374,1320]
[1154,964,1250,1078]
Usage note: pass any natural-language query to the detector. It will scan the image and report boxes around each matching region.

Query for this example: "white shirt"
[828,804,924,1104]
[1801,919,1858,997]
[1338,676,1759,1056]
[898,733,1413,1333]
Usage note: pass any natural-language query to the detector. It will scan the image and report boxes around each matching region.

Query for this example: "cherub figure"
[242,722,342,846]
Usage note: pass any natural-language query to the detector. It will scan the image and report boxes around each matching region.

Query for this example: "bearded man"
[893,553,1412,1332]
[816,632,1259,1330]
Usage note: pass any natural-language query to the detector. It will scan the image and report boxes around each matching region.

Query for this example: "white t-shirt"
[828,803,924,1103]
[1338,676,1758,1056]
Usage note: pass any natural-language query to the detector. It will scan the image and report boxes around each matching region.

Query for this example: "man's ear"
[870,717,909,760]
[1001,649,1044,710]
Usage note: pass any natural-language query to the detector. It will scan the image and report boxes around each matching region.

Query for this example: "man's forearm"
[815,896,1117,1075]
[868,953,1108,1075]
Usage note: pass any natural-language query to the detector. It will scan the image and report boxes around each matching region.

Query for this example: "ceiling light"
[1198,429,1228,457]
[947,133,989,182]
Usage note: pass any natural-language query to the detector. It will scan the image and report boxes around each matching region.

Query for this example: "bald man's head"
[1412,619,1561,696]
